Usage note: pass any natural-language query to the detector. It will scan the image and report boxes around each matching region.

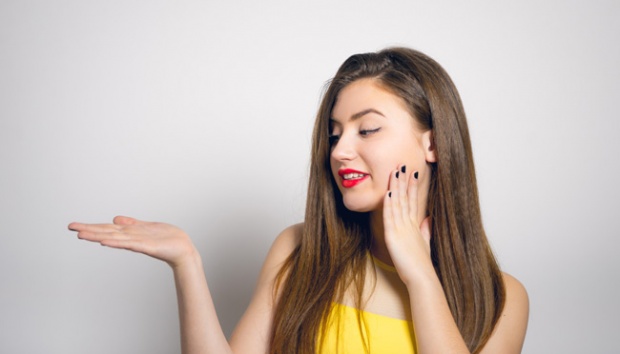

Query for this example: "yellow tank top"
[317,302,417,353]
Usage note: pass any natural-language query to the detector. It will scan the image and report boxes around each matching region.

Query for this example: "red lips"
[338,168,369,188]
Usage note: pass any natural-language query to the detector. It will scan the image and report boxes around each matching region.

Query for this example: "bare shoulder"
[264,223,303,268]
[479,272,529,354]
[249,223,304,293]
[501,272,529,324]
[240,222,302,292]
[502,273,529,308]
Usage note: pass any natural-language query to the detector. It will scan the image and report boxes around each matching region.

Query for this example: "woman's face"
[329,78,435,214]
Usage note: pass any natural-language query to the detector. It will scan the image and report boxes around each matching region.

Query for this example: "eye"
[360,127,381,136]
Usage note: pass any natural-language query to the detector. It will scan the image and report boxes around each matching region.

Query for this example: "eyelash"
[360,127,381,136]
[328,128,381,145]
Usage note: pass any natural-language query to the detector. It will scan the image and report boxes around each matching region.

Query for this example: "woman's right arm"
[68,216,301,354]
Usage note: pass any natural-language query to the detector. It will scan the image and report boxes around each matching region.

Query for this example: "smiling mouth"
[343,173,366,180]
[338,169,369,188]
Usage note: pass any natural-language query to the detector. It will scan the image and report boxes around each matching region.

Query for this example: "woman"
[69,47,529,353]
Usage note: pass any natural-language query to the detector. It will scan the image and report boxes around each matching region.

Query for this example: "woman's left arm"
[404,268,528,354]
[478,273,529,354]
[383,167,529,354]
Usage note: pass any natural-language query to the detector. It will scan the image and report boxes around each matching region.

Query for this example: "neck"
[369,209,393,266]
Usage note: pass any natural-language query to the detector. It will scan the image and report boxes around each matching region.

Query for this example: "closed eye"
[360,128,381,136]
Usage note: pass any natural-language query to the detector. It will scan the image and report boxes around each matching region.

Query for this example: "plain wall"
[1,1,618,353]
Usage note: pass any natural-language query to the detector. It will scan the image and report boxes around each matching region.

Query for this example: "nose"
[330,132,357,162]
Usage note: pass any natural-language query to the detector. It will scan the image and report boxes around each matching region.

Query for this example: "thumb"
[113,215,138,225]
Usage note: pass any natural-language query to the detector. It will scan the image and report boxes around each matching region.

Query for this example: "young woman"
[69,47,529,353]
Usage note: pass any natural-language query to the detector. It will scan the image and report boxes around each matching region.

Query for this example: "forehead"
[331,79,411,122]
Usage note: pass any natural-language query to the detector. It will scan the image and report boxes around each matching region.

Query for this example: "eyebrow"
[330,108,385,123]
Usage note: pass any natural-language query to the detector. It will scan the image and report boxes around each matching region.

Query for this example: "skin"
[331,79,528,353]
[68,79,529,353]
[329,78,435,268]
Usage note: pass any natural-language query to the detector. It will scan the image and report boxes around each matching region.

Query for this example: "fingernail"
[395,171,399,178]
[388,191,392,198]
[401,165,406,173]
[414,171,419,179]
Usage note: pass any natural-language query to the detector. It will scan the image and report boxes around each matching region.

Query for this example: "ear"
[422,130,437,163]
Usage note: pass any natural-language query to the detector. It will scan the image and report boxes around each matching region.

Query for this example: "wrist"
[403,259,439,289]
[170,246,202,272]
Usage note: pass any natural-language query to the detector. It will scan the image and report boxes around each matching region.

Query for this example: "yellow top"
[317,302,417,353]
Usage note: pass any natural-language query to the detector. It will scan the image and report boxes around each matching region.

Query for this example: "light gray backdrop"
[1,1,618,353]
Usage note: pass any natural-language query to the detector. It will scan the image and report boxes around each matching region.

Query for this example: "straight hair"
[269,47,505,354]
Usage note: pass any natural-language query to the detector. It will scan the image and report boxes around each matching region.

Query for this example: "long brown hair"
[269,47,505,354]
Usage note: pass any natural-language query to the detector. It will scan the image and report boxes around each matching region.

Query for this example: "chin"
[342,197,381,213]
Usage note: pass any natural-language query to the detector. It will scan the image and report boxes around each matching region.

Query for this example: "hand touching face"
[329,79,435,214]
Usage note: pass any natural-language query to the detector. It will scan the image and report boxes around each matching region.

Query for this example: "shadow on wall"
[188,199,283,337]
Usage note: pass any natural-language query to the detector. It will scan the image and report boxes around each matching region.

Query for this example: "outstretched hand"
[383,165,434,286]
[68,216,197,269]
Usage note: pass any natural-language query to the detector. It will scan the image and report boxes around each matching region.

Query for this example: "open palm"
[68,216,196,268]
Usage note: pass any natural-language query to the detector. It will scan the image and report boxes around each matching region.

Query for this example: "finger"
[67,222,80,231]
[75,230,107,243]
[388,168,402,224]
[397,165,409,221]
[383,191,395,233]
[407,171,420,224]
[76,229,131,243]
[384,166,400,230]
[113,216,139,225]
[68,222,120,232]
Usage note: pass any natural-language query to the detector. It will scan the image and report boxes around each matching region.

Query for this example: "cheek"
[369,154,398,187]
[329,156,338,179]
[370,140,424,181]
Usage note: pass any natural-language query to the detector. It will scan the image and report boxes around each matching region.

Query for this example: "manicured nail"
[414,171,419,179]
[388,191,392,198]
[401,165,406,173]
[395,171,399,178]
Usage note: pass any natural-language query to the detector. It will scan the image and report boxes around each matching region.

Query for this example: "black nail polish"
[395,171,399,178]
[388,191,392,198]
[401,165,406,173]
[414,171,419,179]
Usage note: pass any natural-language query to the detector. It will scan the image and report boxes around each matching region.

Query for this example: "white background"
[1,1,618,353]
